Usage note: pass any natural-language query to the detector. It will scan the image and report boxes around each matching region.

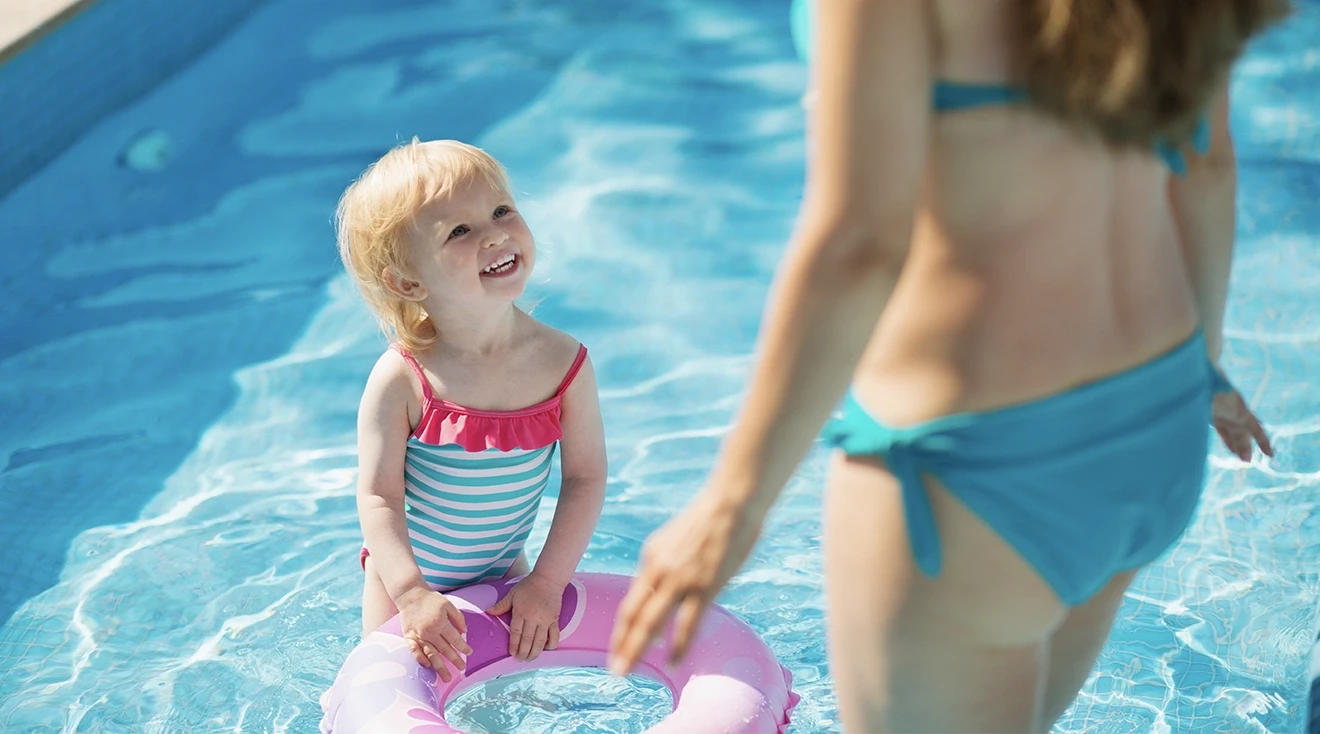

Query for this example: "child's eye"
[493,205,511,219]
[448,224,470,240]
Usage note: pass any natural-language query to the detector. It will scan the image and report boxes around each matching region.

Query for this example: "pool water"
[445,668,672,734]
[0,0,1315,732]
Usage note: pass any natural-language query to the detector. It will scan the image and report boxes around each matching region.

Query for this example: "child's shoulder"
[357,346,421,409]
[370,344,412,371]
[518,312,586,364]
[364,346,418,391]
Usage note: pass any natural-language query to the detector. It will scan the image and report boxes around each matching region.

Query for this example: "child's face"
[406,174,534,307]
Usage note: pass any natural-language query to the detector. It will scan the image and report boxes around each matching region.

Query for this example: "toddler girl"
[337,139,607,681]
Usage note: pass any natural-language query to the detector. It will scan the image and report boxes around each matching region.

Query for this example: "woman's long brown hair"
[1014,0,1290,148]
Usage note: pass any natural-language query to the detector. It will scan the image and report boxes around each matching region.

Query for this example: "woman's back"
[855,0,1234,425]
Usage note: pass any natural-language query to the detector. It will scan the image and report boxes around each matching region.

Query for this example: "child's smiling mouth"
[480,253,519,278]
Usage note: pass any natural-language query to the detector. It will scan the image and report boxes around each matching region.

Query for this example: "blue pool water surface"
[0,0,1316,732]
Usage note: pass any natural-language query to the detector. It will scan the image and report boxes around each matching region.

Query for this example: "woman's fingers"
[669,594,708,664]
[609,577,654,673]
[1217,423,1246,460]
[1214,417,1252,462]
[611,569,664,651]
[1214,392,1274,461]
[610,580,678,674]
[1247,413,1274,456]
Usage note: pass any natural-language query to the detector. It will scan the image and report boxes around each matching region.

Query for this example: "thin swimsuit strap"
[929,80,1212,174]
[393,345,434,402]
[932,81,1028,112]
[554,344,590,396]
[789,0,1211,174]
[391,343,589,406]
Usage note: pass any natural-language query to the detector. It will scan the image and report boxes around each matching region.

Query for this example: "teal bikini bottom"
[824,331,1231,606]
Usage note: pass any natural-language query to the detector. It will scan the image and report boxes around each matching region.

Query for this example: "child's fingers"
[547,622,560,651]
[518,623,540,661]
[486,594,513,617]
[425,639,460,679]
[436,620,471,656]
[444,600,469,634]
[418,641,452,682]
[406,637,432,670]
[507,614,525,659]
[526,625,547,661]
[433,628,468,668]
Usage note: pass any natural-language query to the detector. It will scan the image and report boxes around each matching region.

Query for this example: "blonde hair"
[335,138,513,352]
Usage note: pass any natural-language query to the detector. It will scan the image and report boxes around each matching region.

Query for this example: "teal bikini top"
[789,0,1211,174]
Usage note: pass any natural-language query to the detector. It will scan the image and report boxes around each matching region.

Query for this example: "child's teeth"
[483,255,515,274]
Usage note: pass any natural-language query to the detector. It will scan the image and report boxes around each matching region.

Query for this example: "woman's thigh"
[823,451,1069,733]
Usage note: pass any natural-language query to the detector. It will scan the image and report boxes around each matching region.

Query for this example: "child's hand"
[486,573,565,662]
[397,588,472,682]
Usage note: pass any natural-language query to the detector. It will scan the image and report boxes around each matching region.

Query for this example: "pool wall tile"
[0,0,264,197]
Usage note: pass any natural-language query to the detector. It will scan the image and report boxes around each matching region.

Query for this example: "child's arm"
[357,353,471,677]
[356,354,430,604]
[487,353,607,661]
[531,354,608,586]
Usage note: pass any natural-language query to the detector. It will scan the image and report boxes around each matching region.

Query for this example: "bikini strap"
[391,345,434,402]
[554,344,589,396]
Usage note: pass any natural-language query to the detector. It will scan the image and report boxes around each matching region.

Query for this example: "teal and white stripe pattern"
[402,437,555,590]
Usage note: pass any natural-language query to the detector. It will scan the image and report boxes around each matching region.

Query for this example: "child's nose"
[482,229,509,248]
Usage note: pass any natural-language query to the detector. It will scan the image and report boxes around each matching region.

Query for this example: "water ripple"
[1,0,1317,733]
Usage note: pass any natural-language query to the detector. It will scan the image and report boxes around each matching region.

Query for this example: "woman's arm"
[356,353,430,607]
[529,355,607,586]
[714,0,933,518]
[608,0,934,673]
[1169,82,1275,462]
[1169,79,1236,364]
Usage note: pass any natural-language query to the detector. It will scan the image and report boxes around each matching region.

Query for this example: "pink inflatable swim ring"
[320,572,799,733]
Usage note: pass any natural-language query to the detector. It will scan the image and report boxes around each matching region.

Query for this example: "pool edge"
[0,0,98,67]
[0,0,265,198]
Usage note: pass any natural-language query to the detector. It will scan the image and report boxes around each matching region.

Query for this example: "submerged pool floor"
[0,0,1317,731]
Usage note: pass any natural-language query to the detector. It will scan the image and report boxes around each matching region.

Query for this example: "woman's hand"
[1212,388,1273,461]
[608,490,765,676]
[397,587,472,682]
[486,573,565,662]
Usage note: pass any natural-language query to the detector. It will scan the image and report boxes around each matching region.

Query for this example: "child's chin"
[482,276,528,300]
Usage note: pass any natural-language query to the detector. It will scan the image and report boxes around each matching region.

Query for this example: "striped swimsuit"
[363,344,588,591]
